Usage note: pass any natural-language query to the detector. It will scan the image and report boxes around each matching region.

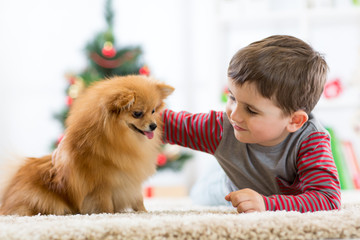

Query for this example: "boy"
[162,35,341,213]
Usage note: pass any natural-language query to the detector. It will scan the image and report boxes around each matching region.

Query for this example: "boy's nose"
[230,107,244,123]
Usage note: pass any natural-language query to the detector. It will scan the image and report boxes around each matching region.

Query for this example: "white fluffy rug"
[1,191,360,240]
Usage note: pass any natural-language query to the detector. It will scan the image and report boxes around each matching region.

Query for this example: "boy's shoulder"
[291,113,330,144]
[302,113,328,134]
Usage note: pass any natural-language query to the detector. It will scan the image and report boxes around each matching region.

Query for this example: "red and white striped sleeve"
[263,132,341,212]
[161,109,224,154]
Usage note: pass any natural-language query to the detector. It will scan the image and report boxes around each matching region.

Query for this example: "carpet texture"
[1,191,360,240]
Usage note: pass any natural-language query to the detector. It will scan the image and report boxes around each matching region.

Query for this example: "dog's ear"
[107,89,136,114]
[157,83,174,99]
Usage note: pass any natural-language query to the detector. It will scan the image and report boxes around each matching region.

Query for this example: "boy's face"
[226,79,292,146]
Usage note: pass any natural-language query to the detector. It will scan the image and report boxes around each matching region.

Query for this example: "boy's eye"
[228,94,236,101]
[132,111,143,118]
[246,106,257,115]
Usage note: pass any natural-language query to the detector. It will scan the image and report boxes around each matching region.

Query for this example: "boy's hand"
[225,188,265,213]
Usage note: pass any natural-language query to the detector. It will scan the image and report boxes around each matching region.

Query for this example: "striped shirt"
[162,109,341,212]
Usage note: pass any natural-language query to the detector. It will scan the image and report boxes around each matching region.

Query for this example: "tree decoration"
[157,154,167,167]
[68,77,85,99]
[324,78,343,99]
[139,65,150,76]
[102,41,117,58]
[156,145,192,171]
[221,86,229,103]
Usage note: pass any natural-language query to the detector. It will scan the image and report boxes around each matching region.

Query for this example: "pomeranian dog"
[0,75,174,216]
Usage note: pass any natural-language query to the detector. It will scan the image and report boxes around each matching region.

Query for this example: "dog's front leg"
[81,187,114,214]
[132,197,147,212]
[130,187,147,212]
[112,187,147,212]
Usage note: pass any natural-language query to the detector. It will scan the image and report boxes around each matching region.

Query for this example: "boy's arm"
[263,132,341,212]
[161,109,223,154]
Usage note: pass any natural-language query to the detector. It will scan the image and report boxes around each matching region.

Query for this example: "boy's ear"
[286,110,308,133]
[107,89,136,113]
[157,83,174,99]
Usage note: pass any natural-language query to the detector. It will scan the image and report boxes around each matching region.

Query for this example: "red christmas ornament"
[67,76,76,85]
[66,96,73,106]
[156,153,167,166]
[102,41,116,58]
[139,65,150,76]
[324,78,343,99]
[144,186,153,198]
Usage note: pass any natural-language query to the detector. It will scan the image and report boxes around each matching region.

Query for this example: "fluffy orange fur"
[0,75,174,216]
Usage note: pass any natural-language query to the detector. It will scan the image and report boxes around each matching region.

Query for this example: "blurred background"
[0,0,360,196]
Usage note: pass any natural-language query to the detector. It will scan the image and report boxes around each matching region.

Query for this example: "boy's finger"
[236,201,253,213]
[224,193,231,201]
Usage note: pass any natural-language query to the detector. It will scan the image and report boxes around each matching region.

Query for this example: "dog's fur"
[0,75,174,216]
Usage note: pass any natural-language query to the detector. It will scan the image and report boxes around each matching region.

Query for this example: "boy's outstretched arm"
[161,109,223,154]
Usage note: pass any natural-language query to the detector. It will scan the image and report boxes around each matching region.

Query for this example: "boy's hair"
[227,35,328,115]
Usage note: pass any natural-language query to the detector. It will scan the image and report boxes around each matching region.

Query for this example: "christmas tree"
[54,0,191,171]
[53,0,146,134]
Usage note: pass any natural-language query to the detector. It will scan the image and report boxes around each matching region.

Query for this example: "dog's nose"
[149,123,157,131]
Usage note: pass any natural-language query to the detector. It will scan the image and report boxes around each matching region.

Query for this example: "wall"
[0,0,101,158]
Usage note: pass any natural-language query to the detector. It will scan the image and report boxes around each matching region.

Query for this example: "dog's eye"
[132,111,143,119]
[152,109,155,114]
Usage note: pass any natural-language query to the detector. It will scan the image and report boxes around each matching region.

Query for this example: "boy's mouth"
[128,124,154,139]
[230,121,247,131]
[233,124,246,131]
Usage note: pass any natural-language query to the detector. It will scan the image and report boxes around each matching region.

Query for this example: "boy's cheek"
[225,101,238,122]
[225,106,232,120]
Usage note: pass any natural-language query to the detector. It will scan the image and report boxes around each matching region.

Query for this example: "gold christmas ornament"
[68,77,85,99]
[103,41,113,50]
